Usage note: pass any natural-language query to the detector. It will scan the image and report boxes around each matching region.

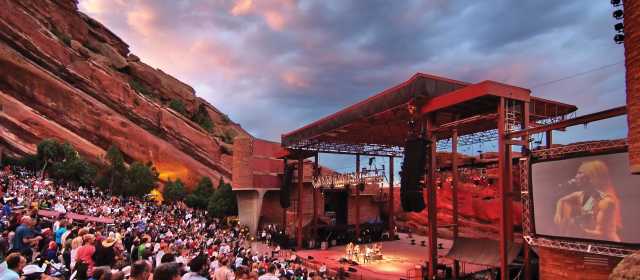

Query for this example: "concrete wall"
[624,0,640,173]
[538,247,622,279]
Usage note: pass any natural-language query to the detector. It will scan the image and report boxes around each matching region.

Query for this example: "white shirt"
[257,274,279,280]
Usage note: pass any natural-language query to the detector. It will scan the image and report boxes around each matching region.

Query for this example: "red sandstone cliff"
[0,0,246,187]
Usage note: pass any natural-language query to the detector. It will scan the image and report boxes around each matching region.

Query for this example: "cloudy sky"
[79,0,628,173]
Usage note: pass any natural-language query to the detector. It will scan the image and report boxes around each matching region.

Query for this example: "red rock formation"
[0,0,246,187]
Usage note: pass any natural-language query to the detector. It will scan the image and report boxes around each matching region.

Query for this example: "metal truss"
[520,141,636,258]
[285,139,404,156]
[531,139,627,160]
[436,129,499,150]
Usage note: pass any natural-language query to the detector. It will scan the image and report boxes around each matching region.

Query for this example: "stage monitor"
[531,152,640,244]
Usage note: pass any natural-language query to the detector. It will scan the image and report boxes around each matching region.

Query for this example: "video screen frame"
[522,140,640,252]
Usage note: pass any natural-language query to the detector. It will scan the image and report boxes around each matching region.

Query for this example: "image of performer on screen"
[553,160,622,242]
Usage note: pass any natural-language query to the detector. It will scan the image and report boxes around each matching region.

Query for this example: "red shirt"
[76,244,96,275]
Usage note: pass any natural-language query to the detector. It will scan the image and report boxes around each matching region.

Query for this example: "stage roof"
[281,72,577,156]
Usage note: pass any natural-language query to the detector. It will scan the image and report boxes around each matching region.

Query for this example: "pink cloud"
[229,0,296,31]
[230,0,253,16]
[281,70,309,88]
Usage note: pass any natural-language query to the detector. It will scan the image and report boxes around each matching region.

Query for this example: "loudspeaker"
[280,165,294,209]
[400,137,429,212]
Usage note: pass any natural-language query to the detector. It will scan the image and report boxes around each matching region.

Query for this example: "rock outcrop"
[0,0,246,187]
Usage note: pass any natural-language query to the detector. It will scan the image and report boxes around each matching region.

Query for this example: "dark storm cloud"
[79,0,626,144]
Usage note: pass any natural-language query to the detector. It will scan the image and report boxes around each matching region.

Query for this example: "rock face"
[0,0,246,187]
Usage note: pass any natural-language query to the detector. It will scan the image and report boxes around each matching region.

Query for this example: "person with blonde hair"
[554,160,622,242]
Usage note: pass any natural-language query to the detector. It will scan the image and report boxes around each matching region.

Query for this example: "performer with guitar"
[553,160,622,242]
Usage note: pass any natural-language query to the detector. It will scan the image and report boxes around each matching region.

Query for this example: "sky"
[78,0,628,176]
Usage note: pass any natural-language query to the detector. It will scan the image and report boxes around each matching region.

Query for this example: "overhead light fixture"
[614,34,625,44]
[611,0,622,7]
[614,22,624,33]
[613,9,623,20]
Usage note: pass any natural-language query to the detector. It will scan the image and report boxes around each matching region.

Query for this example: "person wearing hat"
[93,236,117,268]
[21,264,46,280]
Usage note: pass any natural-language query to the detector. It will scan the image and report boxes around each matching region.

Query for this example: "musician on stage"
[364,245,372,264]
[553,160,622,242]
[345,242,353,260]
[353,244,360,262]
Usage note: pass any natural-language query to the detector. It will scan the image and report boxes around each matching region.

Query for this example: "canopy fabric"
[445,237,521,267]
[37,209,114,224]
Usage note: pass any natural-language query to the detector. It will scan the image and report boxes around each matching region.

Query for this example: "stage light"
[614,34,625,44]
[613,9,623,20]
[614,22,624,33]
[611,0,622,7]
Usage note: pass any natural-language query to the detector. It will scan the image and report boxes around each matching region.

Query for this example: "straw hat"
[102,236,117,248]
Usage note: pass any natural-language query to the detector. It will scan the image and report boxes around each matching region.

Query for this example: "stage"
[294,233,486,280]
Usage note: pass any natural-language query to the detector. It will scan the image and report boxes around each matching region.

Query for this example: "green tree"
[169,99,188,116]
[164,178,187,203]
[124,161,158,196]
[37,138,63,167]
[96,145,127,195]
[207,179,237,218]
[185,177,214,209]
[38,140,96,186]
[191,104,214,132]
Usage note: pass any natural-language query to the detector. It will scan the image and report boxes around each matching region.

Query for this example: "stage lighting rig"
[613,9,623,20]
[614,34,625,44]
[611,0,622,7]
[614,22,624,33]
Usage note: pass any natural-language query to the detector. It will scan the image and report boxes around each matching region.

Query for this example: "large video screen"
[532,152,640,244]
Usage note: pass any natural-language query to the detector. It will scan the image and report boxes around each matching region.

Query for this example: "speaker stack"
[400,136,429,212]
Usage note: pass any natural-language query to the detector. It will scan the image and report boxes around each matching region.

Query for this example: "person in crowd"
[75,234,96,276]
[257,264,279,280]
[213,258,234,280]
[154,263,182,280]
[54,220,67,246]
[182,254,209,280]
[0,252,26,280]
[12,216,42,260]
[130,260,152,280]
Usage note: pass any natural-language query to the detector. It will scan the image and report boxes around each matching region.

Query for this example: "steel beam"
[388,156,395,237]
[498,97,510,280]
[507,106,626,139]
[452,128,460,279]
[426,116,438,279]
[355,154,361,240]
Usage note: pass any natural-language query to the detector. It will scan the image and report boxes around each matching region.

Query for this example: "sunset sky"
[78,0,628,173]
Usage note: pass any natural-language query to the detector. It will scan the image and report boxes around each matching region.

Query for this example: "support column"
[313,153,319,240]
[388,156,395,237]
[297,158,304,250]
[282,158,288,234]
[522,101,531,280]
[426,116,438,280]
[545,130,553,149]
[451,129,460,279]
[355,154,361,241]
[498,97,510,280]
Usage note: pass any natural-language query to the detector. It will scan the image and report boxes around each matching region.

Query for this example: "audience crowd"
[0,167,333,280]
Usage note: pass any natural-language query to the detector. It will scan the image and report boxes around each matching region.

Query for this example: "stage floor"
[294,233,485,280]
